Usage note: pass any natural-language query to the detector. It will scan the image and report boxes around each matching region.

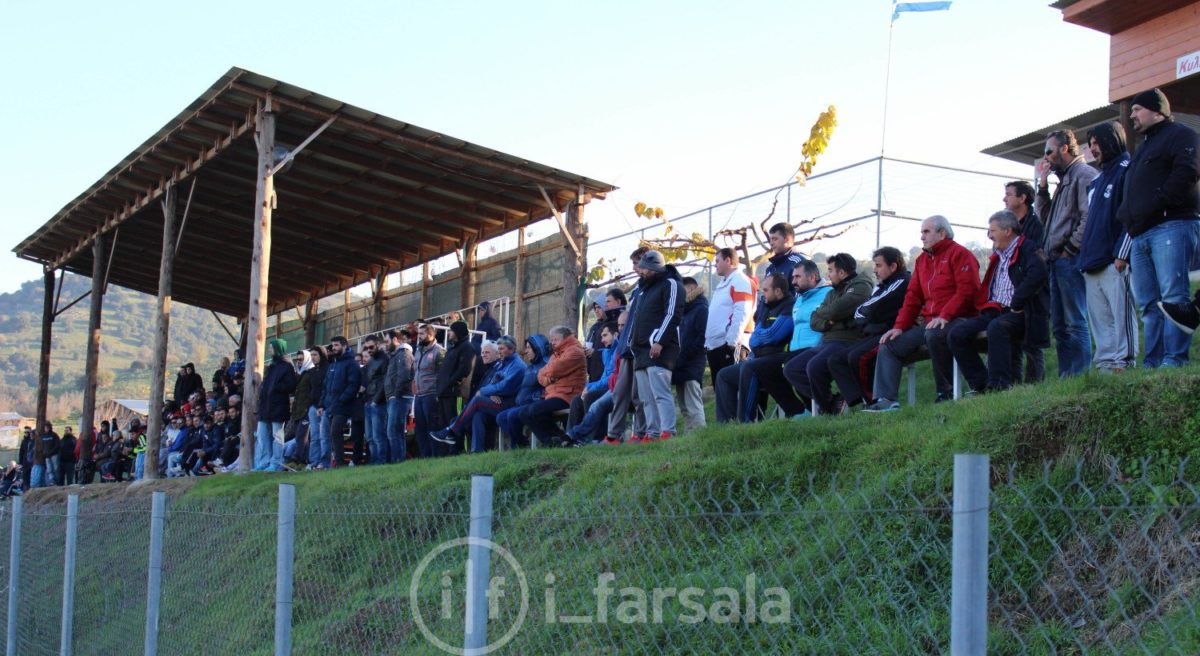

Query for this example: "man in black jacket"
[253,338,297,472]
[435,321,477,456]
[384,329,415,464]
[360,334,390,465]
[39,422,60,487]
[828,247,911,409]
[629,251,685,441]
[948,210,1049,393]
[673,278,708,432]
[1115,88,1200,367]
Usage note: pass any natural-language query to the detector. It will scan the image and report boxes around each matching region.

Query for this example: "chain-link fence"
[4,456,1200,654]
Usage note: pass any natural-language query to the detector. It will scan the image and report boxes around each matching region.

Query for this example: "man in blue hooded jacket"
[1081,121,1137,372]
[496,335,550,448]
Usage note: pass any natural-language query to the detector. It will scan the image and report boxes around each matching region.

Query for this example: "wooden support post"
[420,262,430,319]
[146,184,178,479]
[79,231,108,446]
[373,270,389,332]
[34,268,54,468]
[1119,99,1136,155]
[514,228,526,340]
[341,289,350,338]
[275,313,282,339]
[562,189,588,334]
[304,298,318,347]
[461,238,478,320]
[240,98,276,473]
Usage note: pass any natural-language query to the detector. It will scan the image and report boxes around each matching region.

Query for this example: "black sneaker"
[430,428,456,445]
[1158,300,1200,335]
[934,392,952,404]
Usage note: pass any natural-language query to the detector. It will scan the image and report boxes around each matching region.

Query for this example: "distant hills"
[0,273,238,427]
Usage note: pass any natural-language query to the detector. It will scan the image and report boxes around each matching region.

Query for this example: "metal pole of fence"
[463,474,494,655]
[875,156,884,249]
[274,484,296,656]
[60,494,79,656]
[706,209,714,294]
[951,454,990,655]
[144,492,166,656]
[6,497,22,656]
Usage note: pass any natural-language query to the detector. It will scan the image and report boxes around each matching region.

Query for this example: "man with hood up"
[287,349,317,466]
[1080,121,1138,372]
[173,363,204,410]
[434,321,476,456]
[496,335,551,448]
[521,325,587,446]
[254,338,297,471]
[629,250,685,442]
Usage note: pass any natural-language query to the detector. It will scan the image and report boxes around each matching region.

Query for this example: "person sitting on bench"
[948,210,1049,394]
[864,215,980,412]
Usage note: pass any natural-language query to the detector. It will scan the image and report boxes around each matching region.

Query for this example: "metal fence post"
[951,454,989,655]
[275,484,296,656]
[144,492,166,656]
[464,474,495,654]
[6,497,21,656]
[60,494,79,656]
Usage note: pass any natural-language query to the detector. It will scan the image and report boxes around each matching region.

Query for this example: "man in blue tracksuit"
[318,336,361,468]
[1080,121,1137,372]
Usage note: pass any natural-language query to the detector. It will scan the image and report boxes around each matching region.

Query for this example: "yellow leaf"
[634,202,647,216]
[654,207,664,219]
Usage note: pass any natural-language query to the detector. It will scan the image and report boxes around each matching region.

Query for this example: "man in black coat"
[434,321,477,456]
[360,334,390,465]
[253,338,297,472]
[629,250,685,441]
[672,277,708,432]
[1115,88,1200,367]
[948,210,1049,393]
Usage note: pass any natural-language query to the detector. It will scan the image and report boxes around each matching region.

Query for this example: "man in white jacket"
[704,247,756,387]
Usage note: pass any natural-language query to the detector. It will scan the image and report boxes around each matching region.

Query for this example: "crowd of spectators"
[8,88,1199,487]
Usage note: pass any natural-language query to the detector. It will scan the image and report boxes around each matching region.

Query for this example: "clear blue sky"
[0,0,1109,293]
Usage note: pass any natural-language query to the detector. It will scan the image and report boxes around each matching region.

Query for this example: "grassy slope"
[17,366,1200,655]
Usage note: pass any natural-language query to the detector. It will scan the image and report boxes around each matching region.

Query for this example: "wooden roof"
[13,67,615,317]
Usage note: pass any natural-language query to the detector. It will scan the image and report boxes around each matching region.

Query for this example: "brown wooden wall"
[1109,3,1200,102]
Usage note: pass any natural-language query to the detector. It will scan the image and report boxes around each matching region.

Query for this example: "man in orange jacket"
[519,325,587,446]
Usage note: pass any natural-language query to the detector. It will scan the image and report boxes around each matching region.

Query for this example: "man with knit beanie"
[1116,88,1200,366]
[254,338,297,471]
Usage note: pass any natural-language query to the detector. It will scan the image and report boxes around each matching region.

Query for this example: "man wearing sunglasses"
[1034,129,1099,377]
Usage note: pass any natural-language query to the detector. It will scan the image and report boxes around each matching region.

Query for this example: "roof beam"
[48,106,256,270]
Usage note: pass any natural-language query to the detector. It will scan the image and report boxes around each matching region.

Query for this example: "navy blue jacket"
[258,356,298,423]
[478,353,526,400]
[514,335,551,406]
[1080,153,1133,273]
[672,291,709,384]
[321,348,362,417]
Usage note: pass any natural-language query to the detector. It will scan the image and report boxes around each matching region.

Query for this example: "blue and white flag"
[892,1,952,22]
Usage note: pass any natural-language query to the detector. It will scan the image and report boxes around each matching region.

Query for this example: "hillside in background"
[0,273,239,426]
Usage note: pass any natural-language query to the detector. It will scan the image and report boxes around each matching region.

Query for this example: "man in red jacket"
[864,215,981,412]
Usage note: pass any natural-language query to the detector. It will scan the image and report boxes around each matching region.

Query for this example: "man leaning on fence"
[865,215,980,413]
[948,210,1048,394]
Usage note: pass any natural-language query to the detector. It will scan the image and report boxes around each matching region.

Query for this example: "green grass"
[16,366,1200,654]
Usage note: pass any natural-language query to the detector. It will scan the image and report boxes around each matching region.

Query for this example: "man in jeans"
[360,334,390,464]
[384,328,414,463]
[1035,129,1099,376]
[629,250,685,442]
[865,216,980,412]
[1116,88,1200,367]
[318,336,361,468]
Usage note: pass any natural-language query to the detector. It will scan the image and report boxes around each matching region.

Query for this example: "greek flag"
[892,1,952,22]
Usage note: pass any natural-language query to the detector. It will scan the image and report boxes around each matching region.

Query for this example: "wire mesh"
[69,498,151,656]
[5,459,1200,654]
[156,497,276,655]
[13,505,65,656]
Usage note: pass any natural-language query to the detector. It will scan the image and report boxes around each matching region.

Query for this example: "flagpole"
[877,4,896,248]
